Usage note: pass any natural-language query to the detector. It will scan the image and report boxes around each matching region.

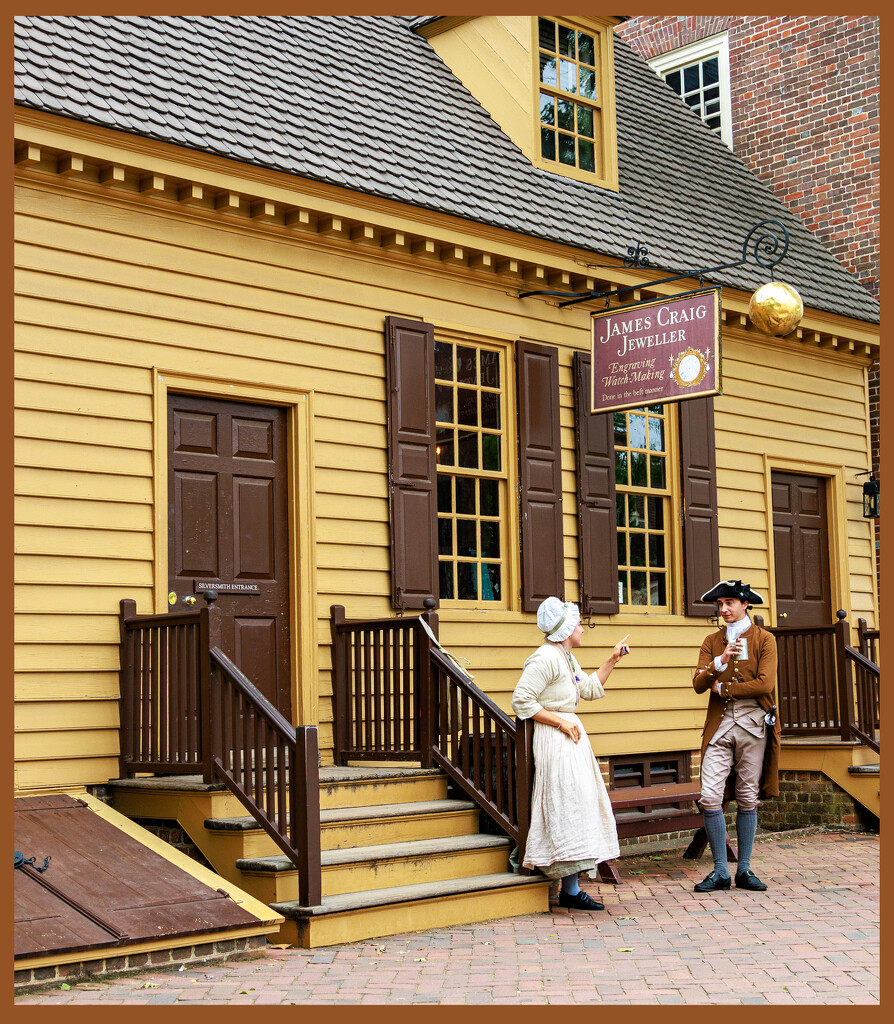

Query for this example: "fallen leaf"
[413,957,427,962]
[60,984,71,991]
[630,870,645,875]
[616,947,635,953]
[619,916,638,921]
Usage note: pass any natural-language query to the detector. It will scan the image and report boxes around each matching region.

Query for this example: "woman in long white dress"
[512,596,631,910]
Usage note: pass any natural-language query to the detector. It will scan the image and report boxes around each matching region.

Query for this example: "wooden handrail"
[844,645,880,676]
[329,605,537,871]
[210,648,321,906]
[118,600,322,907]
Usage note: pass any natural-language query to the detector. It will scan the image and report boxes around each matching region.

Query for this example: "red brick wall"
[617,15,880,597]
[616,16,879,298]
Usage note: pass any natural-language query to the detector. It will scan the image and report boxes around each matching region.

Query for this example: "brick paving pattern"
[16,829,878,1005]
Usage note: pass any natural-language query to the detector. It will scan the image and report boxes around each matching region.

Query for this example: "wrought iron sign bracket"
[518,219,791,309]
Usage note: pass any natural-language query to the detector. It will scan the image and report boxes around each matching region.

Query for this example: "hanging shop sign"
[590,287,721,414]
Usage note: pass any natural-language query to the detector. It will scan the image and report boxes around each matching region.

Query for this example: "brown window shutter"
[385,316,438,610]
[516,340,564,613]
[679,396,721,616]
[573,351,619,615]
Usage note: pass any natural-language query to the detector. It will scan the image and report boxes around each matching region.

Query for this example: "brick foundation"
[131,818,215,869]
[14,935,268,993]
[758,769,869,831]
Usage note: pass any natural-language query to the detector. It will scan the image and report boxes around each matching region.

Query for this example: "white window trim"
[648,32,733,149]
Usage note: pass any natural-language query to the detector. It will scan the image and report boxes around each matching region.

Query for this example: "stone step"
[235,833,513,902]
[848,764,880,775]
[270,872,551,948]
[109,765,447,814]
[204,799,482,859]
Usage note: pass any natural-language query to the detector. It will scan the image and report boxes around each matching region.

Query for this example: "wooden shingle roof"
[13,14,878,324]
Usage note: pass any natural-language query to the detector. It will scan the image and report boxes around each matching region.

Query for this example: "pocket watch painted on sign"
[670,346,709,388]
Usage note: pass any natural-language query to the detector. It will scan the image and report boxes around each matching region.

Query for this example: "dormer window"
[534,16,618,189]
[415,15,619,191]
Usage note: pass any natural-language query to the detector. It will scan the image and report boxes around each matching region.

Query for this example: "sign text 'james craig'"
[590,287,721,414]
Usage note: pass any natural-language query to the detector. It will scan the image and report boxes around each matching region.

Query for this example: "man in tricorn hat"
[691,580,781,892]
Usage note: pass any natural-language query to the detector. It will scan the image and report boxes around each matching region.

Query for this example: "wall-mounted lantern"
[858,471,880,519]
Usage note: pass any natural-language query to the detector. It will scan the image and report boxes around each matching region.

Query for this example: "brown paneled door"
[168,394,291,720]
[771,471,833,628]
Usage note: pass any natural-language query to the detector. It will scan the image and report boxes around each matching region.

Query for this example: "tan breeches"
[699,723,766,812]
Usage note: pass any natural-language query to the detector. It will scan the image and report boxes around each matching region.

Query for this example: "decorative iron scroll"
[519,219,792,308]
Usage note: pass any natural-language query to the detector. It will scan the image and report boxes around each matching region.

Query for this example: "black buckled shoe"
[735,870,768,891]
[558,889,604,911]
[693,870,731,892]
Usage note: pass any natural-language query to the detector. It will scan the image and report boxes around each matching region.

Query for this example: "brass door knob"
[778,612,787,619]
[183,595,196,606]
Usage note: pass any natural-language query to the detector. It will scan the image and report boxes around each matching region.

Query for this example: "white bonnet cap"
[537,597,580,643]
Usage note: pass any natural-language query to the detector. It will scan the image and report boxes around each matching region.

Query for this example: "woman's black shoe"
[558,889,604,910]
[693,870,731,892]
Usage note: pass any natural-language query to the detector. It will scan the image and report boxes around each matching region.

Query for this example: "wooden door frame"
[762,456,849,629]
[152,369,318,727]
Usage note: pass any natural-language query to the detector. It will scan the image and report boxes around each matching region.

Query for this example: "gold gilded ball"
[748,281,804,336]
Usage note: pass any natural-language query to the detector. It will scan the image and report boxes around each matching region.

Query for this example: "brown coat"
[693,623,782,798]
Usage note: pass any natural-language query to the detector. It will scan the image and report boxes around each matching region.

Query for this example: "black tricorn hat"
[701,579,764,605]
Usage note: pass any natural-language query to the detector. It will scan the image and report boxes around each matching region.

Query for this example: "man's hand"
[711,680,723,695]
[719,639,742,666]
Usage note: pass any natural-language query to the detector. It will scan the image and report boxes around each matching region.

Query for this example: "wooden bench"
[596,782,737,884]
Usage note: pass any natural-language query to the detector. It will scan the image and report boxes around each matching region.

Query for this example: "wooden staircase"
[780,737,880,818]
[110,766,551,948]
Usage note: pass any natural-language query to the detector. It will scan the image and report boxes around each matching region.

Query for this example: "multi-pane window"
[537,17,602,175]
[649,35,732,147]
[435,341,506,604]
[614,405,671,608]
[665,57,722,133]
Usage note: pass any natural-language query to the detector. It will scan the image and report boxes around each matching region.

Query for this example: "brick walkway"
[16,828,878,1005]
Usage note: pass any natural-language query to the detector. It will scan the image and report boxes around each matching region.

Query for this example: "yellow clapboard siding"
[17,241,400,364]
[15,643,120,672]
[16,408,154,451]
[18,192,562,334]
[16,672,121,701]
[315,494,389,524]
[15,349,152,395]
[316,569,392,597]
[15,495,154,532]
[317,544,390,572]
[15,729,119,760]
[16,700,120,731]
[15,757,121,792]
[16,613,120,644]
[16,584,153,614]
[17,301,387,399]
[316,414,386,443]
[15,555,153,587]
[315,467,388,500]
[317,519,390,547]
[592,731,703,758]
[16,524,154,561]
[15,467,154,505]
[315,440,388,474]
[15,377,153,421]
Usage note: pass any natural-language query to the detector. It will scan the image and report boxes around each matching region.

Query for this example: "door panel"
[771,471,832,628]
[168,394,291,719]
